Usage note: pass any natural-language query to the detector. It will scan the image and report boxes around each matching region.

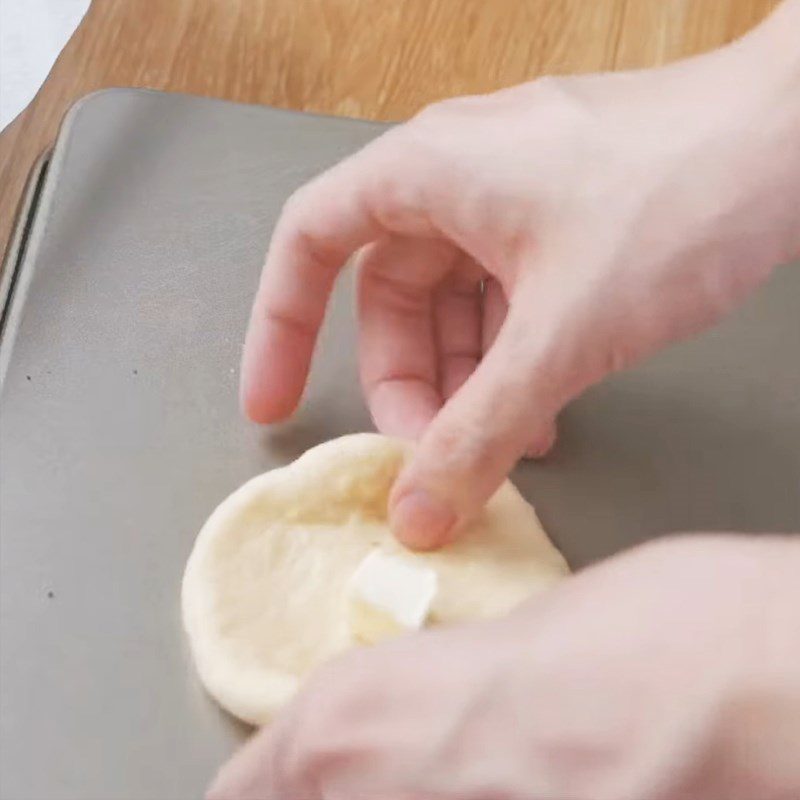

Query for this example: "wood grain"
[0,0,778,262]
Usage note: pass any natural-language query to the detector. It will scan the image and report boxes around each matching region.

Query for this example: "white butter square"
[347,550,438,642]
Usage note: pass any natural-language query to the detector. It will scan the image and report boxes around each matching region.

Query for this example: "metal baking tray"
[1,89,798,800]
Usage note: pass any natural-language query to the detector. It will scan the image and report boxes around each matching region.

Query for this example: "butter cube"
[347,550,438,644]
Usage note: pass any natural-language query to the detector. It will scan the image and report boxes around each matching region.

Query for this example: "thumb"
[206,718,314,800]
[389,297,560,550]
[206,725,280,800]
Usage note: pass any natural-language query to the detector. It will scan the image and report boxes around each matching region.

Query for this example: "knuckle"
[274,197,342,275]
[292,228,339,274]
[528,75,582,112]
[520,76,598,143]
[403,104,465,162]
[424,416,495,479]
[412,94,482,126]
[276,189,318,245]
[281,181,315,222]
[528,75,566,101]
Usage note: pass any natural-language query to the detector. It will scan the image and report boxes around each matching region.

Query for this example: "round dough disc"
[181,433,569,725]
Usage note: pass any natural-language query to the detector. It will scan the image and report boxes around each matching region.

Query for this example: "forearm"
[733,0,800,262]
[679,535,800,800]
[530,536,800,800]
[744,0,800,84]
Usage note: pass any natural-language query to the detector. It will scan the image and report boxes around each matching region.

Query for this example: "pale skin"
[211,1,800,797]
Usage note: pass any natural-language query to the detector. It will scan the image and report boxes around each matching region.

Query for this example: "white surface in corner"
[0,0,90,131]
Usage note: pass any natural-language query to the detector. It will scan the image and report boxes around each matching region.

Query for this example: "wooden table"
[0,0,778,262]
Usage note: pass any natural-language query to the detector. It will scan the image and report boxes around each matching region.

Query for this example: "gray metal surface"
[0,88,798,800]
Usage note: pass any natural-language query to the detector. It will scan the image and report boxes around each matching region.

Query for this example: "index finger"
[240,129,435,423]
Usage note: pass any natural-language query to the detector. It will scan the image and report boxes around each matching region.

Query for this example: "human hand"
[207,534,800,800]
[241,6,800,548]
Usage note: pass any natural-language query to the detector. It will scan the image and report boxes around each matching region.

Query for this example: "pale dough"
[181,433,569,725]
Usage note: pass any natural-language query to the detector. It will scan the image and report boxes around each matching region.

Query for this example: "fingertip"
[522,420,558,460]
[239,326,309,424]
[389,487,458,551]
[239,373,265,423]
[239,371,296,424]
